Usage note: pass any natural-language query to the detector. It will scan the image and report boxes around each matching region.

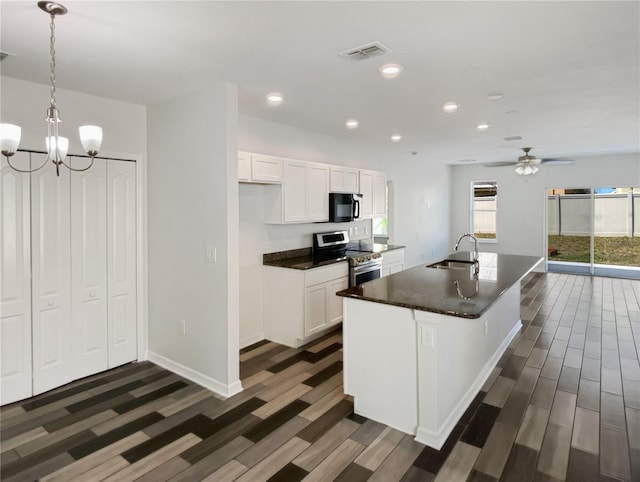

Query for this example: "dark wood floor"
[1,272,638,481]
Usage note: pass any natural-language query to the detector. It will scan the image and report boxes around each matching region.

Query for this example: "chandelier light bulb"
[79,125,103,156]
[0,123,21,156]
[46,136,69,161]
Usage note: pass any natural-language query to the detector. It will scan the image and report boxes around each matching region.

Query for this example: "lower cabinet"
[382,248,406,277]
[264,262,348,348]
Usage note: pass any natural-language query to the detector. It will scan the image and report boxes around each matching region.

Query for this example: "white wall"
[238,115,451,347]
[147,83,241,396]
[450,153,640,260]
[0,76,146,157]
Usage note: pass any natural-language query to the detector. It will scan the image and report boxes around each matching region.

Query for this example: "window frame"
[470,180,498,243]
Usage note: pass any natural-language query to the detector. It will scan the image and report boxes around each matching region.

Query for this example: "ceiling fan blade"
[483,161,518,167]
[540,158,575,165]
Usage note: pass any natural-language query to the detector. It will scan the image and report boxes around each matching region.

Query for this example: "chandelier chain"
[49,12,57,108]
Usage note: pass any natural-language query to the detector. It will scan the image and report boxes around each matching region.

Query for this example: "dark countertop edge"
[262,243,405,270]
[264,255,348,270]
[337,292,482,319]
[337,254,543,319]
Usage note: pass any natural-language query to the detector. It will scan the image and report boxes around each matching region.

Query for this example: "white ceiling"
[1,1,639,165]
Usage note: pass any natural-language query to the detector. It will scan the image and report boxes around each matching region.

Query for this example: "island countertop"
[336,251,542,319]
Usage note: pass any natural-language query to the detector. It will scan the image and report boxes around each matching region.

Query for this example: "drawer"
[304,262,349,287]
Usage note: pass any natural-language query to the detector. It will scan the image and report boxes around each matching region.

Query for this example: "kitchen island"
[336,251,542,449]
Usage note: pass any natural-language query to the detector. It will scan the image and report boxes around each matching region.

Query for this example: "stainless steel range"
[313,231,383,286]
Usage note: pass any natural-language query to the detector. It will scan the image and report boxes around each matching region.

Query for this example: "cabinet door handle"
[47,301,54,306]
[89,293,95,298]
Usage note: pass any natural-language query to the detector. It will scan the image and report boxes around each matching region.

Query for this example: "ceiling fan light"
[515,165,525,175]
[523,165,533,175]
[531,165,539,174]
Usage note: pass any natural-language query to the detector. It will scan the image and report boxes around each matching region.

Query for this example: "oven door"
[350,261,382,287]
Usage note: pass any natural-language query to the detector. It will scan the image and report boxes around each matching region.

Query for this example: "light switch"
[206,246,217,263]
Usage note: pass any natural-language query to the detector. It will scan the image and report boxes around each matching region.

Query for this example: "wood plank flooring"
[1,272,639,481]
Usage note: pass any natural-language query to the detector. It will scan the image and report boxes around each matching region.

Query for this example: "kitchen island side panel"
[342,298,418,435]
[415,282,522,449]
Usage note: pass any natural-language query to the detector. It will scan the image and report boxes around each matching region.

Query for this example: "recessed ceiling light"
[391,134,403,142]
[380,63,403,79]
[476,123,491,130]
[442,102,460,113]
[266,92,283,105]
[487,93,504,101]
[345,119,359,129]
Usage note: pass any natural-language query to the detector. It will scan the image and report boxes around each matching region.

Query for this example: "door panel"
[32,160,73,394]
[107,161,137,367]
[72,160,108,377]
[1,156,32,404]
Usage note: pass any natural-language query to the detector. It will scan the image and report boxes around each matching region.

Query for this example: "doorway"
[547,187,640,278]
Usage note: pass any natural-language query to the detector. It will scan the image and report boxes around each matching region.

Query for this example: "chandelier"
[0,1,102,176]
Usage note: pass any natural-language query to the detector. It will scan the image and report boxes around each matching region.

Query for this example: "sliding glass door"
[547,187,640,278]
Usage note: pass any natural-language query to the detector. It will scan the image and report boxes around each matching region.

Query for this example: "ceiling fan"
[485,147,575,176]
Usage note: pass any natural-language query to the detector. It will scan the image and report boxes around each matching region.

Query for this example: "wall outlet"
[364,225,368,235]
[206,246,216,263]
[421,325,435,347]
[484,320,488,336]
[354,227,359,235]
[179,319,186,335]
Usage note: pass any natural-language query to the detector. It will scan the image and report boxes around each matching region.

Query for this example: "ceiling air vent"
[504,135,524,142]
[338,41,390,61]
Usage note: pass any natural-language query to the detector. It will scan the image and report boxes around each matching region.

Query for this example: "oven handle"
[352,261,383,274]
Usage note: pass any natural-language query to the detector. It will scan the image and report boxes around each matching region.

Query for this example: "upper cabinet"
[238,151,283,184]
[330,166,359,193]
[264,159,329,224]
[359,169,387,218]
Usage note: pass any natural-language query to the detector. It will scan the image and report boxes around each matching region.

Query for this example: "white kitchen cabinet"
[265,159,329,224]
[0,154,137,405]
[381,248,405,277]
[264,262,348,347]
[359,169,387,219]
[0,155,32,405]
[238,151,283,184]
[330,166,359,193]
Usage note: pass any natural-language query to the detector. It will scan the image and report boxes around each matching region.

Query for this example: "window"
[472,180,497,240]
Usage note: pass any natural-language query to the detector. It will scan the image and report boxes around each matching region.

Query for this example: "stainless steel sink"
[427,259,476,270]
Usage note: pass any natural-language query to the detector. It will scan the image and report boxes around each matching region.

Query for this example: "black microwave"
[329,192,362,222]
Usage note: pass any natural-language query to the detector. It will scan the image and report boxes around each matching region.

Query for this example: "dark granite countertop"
[336,251,542,318]
[263,243,406,270]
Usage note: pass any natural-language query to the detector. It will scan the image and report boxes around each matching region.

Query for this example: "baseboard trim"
[415,320,523,449]
[147,351,243,399]
[240,333,265,350]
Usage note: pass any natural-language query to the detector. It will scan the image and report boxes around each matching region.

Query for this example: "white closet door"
[71,159,108,378]
[31,157,73,395]
[1,154,33,404]
[107,161,137,367]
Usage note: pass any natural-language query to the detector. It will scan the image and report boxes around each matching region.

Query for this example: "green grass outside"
[548,235,640,266]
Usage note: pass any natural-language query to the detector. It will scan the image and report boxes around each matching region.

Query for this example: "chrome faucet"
[454,233,480,274]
